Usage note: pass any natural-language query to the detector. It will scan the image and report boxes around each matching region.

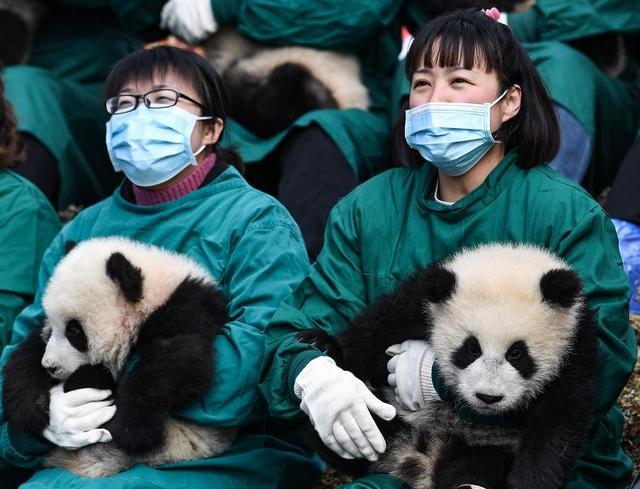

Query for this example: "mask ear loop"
[192,115,215,161]
[488,88,511,143]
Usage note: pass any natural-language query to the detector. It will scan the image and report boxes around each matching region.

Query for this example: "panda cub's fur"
[2,237,236,478]
[205,27,369,138]
[299,243,598,489]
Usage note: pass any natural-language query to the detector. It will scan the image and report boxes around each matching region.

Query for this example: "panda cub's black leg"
[63,364,115,393]
[296,330,344,365]
[2,328,55,436]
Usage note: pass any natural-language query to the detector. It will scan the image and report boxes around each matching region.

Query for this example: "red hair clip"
[482,7,501,21]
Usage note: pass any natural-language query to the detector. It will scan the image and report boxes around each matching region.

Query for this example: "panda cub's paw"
[297,330,343,365]
[63,364,115,393]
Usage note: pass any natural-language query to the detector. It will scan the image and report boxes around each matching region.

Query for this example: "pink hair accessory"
[482,7,502,21]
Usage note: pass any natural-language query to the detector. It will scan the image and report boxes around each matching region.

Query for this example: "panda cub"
[299,243,598,489]
[205,27,369,138]
[2,237,236,478]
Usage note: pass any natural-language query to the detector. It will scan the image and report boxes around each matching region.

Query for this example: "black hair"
[393,8,560,169]
[103,46,242,170]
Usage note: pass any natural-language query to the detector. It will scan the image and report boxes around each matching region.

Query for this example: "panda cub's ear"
[63,241,77,255]
[422,264,457,304]
[106,252,144,303]
[540,268,583,308]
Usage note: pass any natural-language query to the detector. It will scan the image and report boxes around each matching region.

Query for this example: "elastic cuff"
[419,356,440,401]
[287,348,325,402]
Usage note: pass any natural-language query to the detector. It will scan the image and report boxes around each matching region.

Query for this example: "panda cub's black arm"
[298,269,431,386]
[2,327,55,436]
[508,309,599,489]
[105,278,227,455]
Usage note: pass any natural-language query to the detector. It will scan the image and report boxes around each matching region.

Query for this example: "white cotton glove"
[386,339,439,411]
[294,356,396,462]
[43,384,116,450]
[160,0,218,44]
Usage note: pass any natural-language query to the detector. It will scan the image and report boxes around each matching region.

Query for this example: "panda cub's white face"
[427,244,583,416]
[39,237,213,382]
[41,319,91,381]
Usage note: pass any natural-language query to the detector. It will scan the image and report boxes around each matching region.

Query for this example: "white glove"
[160,0,218,44]
[43,384,116,450]
[386,339,439,411]
[294,356,396,462]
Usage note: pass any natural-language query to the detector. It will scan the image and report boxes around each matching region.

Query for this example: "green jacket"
[389,39,640,195]
[508,0,640,43]
[260,151,636,489]
[0,166,323,488]
[0,171,60,352]
[211,0,403,180]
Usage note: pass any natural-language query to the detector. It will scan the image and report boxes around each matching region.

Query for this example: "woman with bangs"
[0,46,323,489]
[260,8,635,489]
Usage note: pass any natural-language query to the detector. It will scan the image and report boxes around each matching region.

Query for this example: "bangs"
[405,11,504,79]
[104,47,201,98]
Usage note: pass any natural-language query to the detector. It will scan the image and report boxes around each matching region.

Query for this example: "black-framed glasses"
[105,88,205,115]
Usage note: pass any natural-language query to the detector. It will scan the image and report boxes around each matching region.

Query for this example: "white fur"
[41,237,215,380]
[234,47,370,110]
[428,243,582,414]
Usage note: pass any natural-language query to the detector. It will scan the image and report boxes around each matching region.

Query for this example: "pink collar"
[132,153,216,206]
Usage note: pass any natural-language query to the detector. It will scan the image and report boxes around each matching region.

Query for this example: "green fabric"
[260,150,636,489]
[2,66,122,210]
[524,41,640,193]
[388,40,640,194]
[508,0,640,43]
[0,167,323,487]
[211,0,403,180]
[0,171,60,352]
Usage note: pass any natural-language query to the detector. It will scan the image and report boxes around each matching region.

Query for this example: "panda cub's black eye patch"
[65,319,88,352]
[452,336,482,369]
[505,340,537,379]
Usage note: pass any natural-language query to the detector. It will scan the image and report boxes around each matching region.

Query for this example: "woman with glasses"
[0,46,322,489]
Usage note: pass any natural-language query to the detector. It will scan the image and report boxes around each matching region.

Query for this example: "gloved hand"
[386,339,439,411]
[43,384,116,450]
[160,0,218,44]
[294,356,396,462]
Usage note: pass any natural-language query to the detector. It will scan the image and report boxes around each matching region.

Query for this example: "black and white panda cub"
[205,27,369,138]
[2,237,236,478]
[299,243,598,489]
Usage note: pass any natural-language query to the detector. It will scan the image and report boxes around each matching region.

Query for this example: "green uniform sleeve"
[260,201,368,419]
[0,178,60,350]
[0,232,67,468]
[555,205,636,488]
[177,217,310,426]
[221,0,401,52]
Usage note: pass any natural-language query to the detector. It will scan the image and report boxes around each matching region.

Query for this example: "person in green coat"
[159,0,403,260]
[260,9,636,489]
[1,0,166,209]
[0,77,60,354]
[0,46,323,489]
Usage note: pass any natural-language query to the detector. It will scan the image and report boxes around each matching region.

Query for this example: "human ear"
[202,118,224,146]
[500,84,521,124]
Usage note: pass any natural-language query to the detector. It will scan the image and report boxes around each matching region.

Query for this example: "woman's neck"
[436,143,505,203]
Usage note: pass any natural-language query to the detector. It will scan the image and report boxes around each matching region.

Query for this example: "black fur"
[225,62,338,138]
[505,340,537,379]
[63,240,77,255]
[65,319,88,352]
[2,328,55,436]
[104,277,228,455]
[422,264,457,304]
[540,268,583,308]
[63,364,115,393]
[451,336,482,369]
[297,258,598,489]
[105,252,144,303]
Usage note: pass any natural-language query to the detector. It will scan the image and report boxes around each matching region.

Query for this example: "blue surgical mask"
[106,105,212,187]
[404,90,508,176]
